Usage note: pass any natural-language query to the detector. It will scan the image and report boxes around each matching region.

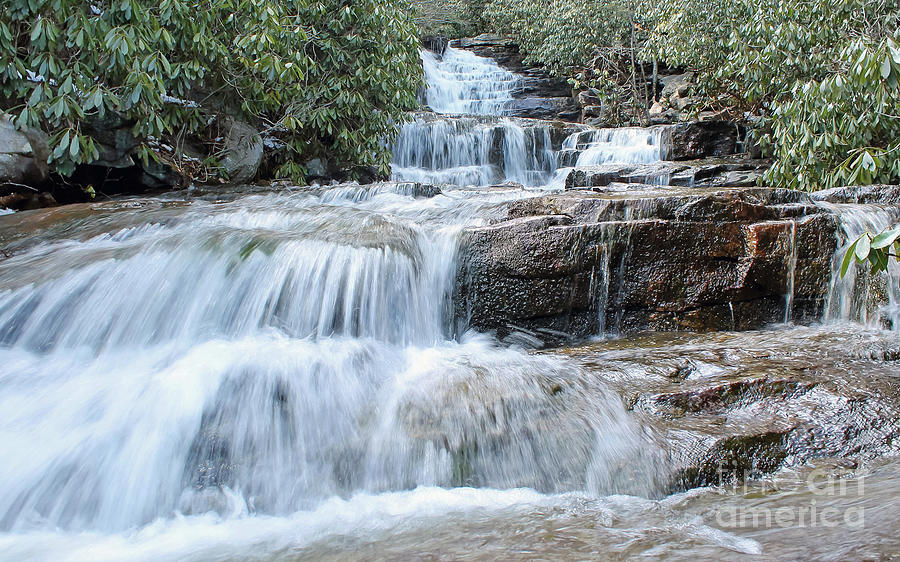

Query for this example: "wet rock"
[561,158,769,192]
[0,115,48,187]
[221,117,263,184]
[566,328,900,492]
[503,98,580,122]
[810,184,900,206]
[421,35,449,55]
[454,186,839,343]
[666,121,740,160]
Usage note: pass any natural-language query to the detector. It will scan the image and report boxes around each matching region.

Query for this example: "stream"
[0,46,898,561]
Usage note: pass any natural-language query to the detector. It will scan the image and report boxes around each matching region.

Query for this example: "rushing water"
[823,202,900,330]
[391,48,666,187]
[0,185,666,552]
[420,47,520,116]
[390,115,558,186]
[1,45,899,561]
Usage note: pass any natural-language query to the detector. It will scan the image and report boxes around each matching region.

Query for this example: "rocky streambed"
[1,36,900,561]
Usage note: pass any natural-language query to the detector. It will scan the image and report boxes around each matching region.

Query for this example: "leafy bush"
[842,225,900,285]
[0,0,422,182]
[484,0,640,78]
[412,0,487,38]
[764,34,900,190]
[645,0,900,190]
[486,0,900,191]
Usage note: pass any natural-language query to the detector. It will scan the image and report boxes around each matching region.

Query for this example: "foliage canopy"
[0,0,423,183]
[484,0,900,191]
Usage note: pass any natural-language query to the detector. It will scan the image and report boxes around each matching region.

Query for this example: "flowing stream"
[1,46,899,561]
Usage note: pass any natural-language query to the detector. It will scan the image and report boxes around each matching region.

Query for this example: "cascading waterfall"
[391,116,558,187]
[0,182,665,549]
[393,47,666,188]
[0,50,679,547]
[420,47,520,116]
[5,41,900,562]
[823,202,900,330]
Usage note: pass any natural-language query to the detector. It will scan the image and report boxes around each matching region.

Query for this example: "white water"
[823,202,900,330]
[392,48,665,187]
[390,116,558,186]
[561,127,667,166]
[421,47,519,116]
[0,46,676,559]
[0,183,666,559]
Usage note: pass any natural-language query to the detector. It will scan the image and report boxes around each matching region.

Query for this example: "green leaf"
[871,227,900,249]
[841,238,859,277]
[69,134,80,160]
[855,233,871,262]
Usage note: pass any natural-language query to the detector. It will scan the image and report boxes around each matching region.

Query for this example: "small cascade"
[547,127,668,188]
[560,128,667,167]
[390,115,558,187]
[823,202,900,330]
[784,220,798,323]
[421,47,519,116]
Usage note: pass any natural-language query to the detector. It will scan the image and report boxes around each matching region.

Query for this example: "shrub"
[0,0,423,183]
[645,0,900,190]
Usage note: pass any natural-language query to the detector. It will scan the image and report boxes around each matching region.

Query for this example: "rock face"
[562,158,769,189]
[453,186,839,344]
[221,117,264,185]
[0,116,48,186]
[810,184,900,206]
[503,98,580,121]
[666,121,740,160]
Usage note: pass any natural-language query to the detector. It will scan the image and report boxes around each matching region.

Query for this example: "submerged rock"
[560,327,900,490]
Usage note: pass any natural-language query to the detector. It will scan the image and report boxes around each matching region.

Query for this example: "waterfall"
[393,47,668,188]
[390,115,559,187]
[421,47,520,116]
[823,202,900,330]
[0,42,677,558]
[0,185,664,538]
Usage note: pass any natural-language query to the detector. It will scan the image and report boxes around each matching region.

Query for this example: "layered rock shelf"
[453,185,857,344]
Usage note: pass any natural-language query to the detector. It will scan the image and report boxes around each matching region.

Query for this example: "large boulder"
[665,121,740,160]
[659,72,695,101]
[221,117,263,185]
[453,186,839,344]
[503,98,580,122]
[0,116,48,186]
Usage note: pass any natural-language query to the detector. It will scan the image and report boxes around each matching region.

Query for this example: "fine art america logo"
[713,463,866,529]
